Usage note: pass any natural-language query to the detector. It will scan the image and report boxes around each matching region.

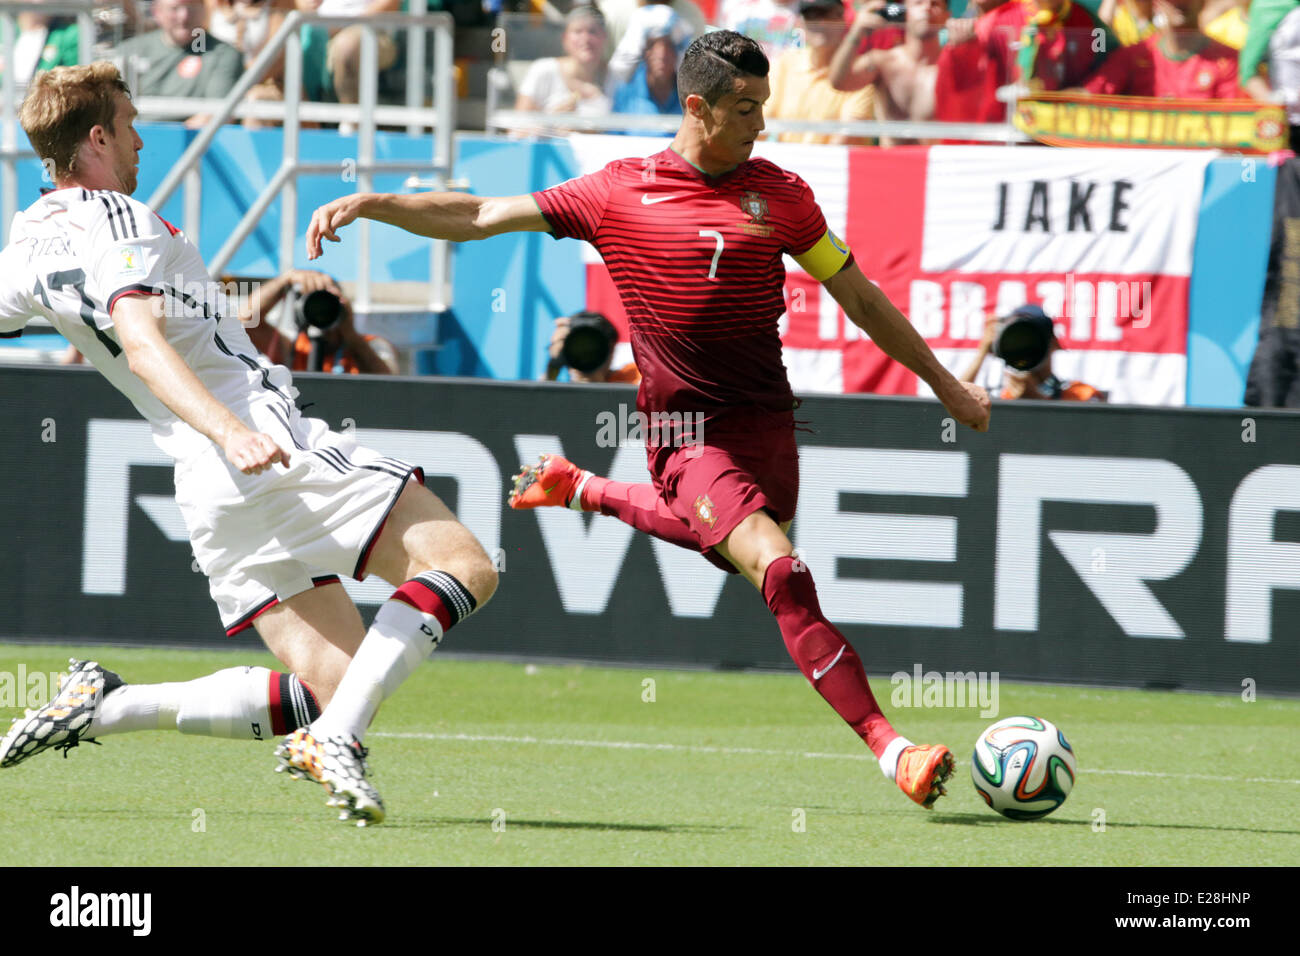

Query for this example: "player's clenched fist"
[306,195,364,260]
[944,381,992,432]
[225,430,289,475]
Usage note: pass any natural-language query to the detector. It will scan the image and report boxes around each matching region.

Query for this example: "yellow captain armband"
[792,229,852,282]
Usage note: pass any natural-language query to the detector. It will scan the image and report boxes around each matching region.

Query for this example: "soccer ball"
[971,715,1076,820]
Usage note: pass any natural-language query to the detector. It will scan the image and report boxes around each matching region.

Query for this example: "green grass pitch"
[0,643,1295,866]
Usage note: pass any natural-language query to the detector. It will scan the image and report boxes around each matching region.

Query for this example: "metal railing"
[485,98,1031,144]
[143,7,458,315]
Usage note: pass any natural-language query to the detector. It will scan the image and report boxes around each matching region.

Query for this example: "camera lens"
[295,288,343,332]
[561,313,616,373]
[994,315,1052,371]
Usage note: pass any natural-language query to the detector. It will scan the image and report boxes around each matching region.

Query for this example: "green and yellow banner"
[1014,91,1287,153]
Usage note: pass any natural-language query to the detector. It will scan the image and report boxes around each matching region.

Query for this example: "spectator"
[978,0,1110,94]
[611,26,686,119]
[242,270,399,374]
[1083,0,1244,97]
[828,0,948,145]
[769,0,875,144]
[1,13,80,87]
[114,0,245,128]
[545,313,640,383]
[961,307,1106,402]
[607,0,696,88]
[599,0,708,54]
[1098,0,1158,46]
[296,0,402,132]
[719,0,803,59]
[516,5,611,118]
[207,0,293,129]
[932,0,1008,125]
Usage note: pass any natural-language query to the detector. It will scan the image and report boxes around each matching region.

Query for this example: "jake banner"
[1014,91,1286,153]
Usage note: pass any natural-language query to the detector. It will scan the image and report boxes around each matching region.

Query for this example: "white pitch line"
[370,732,1300,786]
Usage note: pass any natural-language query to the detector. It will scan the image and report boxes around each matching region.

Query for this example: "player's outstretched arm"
[306,191,550,259]
[823,262,991,432]
[113,294,289,474]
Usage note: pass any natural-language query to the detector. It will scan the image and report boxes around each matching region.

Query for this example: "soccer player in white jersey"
[0,63,496,825]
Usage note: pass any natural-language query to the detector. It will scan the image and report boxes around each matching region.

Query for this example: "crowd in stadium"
[5,0,1298,140]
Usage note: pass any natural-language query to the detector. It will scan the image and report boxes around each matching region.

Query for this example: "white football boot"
[274,728,386,826]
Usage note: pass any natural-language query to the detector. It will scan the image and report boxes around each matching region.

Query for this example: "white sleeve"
[0,241,36,337]
[79,192,173,324]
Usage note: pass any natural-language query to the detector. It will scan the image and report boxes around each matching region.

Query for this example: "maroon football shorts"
[648,408,799,574]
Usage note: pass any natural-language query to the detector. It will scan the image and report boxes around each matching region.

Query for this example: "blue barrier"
[1186,158,1276,408]
[0,122,1280,403]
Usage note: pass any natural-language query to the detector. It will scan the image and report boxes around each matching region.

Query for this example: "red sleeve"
[1083,44,1132,95]
[531,163,616,242]
[784,173,830,258]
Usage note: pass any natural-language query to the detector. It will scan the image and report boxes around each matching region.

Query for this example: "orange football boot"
[508,454,591,510]
[895,744,955,809]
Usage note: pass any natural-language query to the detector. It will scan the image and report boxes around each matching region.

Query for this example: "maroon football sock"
[762,555,897,757]
[582,477,701,551]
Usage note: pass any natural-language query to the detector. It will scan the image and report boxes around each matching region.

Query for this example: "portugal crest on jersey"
[694,494,718,530]
[739,191,773,237]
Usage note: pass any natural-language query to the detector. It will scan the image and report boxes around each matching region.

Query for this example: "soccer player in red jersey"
[1082,0,1243,98]
[305,30,991,809]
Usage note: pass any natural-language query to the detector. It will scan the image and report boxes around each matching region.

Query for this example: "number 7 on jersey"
[698,229,724,281]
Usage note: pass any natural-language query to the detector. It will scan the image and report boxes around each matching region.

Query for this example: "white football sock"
[569,471,594,510]
[310,600,443,741]
[879,736,914,781]
[94,666,314,741]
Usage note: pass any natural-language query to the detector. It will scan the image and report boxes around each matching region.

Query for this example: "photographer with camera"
[545,311,641,384]
[242,270,398,375]
[828,0,949,145]
[961,304,1107,402]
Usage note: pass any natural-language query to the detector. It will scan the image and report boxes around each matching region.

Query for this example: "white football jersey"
[0,187,297,461]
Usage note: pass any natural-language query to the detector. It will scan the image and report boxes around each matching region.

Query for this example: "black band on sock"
[411,570,479,628]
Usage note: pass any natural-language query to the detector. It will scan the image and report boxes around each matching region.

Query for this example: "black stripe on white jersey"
[360,462,408,481]
[325,445,406,481]
[118,196,139,236]
[374,457,412,474]
[93,191,137,239]
[266,403,307,451]
[310,449,347,474]
[158,284,290,402]
[97,196,120,240]
[315,446,353,472]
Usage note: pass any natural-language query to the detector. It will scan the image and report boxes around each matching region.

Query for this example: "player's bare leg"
[715,511,955,809]
[274,477,498,825]
[252,583,367,709]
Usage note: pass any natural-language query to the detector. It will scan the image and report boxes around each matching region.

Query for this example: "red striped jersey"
[533,146,846,420]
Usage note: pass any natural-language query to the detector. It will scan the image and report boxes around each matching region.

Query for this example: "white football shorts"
[173,397,421,635]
